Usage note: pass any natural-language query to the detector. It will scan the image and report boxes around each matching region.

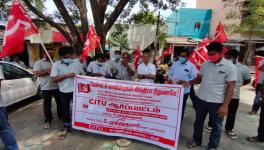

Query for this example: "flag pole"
[40,41,53,64]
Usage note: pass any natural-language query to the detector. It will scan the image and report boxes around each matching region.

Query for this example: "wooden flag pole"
[40,41,53,64]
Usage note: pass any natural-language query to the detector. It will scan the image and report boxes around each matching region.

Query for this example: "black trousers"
[181,94,190,121]
[190,85,196,108]
[225,99,239,132]
[60,92,73,128]
[42,90,61,123]
[257,101,264,141]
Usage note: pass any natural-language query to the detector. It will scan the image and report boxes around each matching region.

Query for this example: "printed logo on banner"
[78,83,91,93]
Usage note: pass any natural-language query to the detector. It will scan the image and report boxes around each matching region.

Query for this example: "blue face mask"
[115,55,121,61]
[62,58,73,64]
[179,57,187,64]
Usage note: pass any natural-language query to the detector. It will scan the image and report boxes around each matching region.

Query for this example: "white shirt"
[197,59,237,103]
[137,63,156,83]
[87,61,107,77]
[50,60,84,93]
[233,62,251,99]
[33,59,58,91]
[169,61,197,94]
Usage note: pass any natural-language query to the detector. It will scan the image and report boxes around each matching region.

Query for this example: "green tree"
[225,0,264,63]
[109,24,129,51]
[1,0,180,53]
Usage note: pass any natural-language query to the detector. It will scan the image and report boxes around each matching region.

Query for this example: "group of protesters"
[1,41,264,150]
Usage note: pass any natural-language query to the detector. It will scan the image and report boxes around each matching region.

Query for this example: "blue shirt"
[169,61,197,94]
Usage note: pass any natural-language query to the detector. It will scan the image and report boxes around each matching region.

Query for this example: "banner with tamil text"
[72,75,184,150]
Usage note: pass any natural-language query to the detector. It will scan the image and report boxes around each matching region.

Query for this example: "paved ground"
[1,83,264,150]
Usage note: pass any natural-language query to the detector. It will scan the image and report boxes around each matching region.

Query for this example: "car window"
[0,63,30,80]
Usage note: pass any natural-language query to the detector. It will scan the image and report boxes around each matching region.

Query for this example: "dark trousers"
[257,101,264,141]
[190,85,196,107]
[252,84,262,112]
[42,89,61,123]
[225,99,239,132]
[193,98,223,149]
[0,107,19,150]
[60,92,73,128]
[181,94,190,121]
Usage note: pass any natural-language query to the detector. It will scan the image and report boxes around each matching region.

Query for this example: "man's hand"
[66,73,76,78]
[217,105,228,118]
[94,73,104,77]
[177,80,185,85]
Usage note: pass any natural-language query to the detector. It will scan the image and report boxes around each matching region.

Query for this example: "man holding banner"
[51,46,84,139]
[186,42,237,150]
[168,48,197,121]
[137,50,156,83]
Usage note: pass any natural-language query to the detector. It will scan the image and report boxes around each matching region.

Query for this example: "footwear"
[248,111,257,115]
[226,130,237,139]
[204,125,212,133]
[186,141,201,149]
[246,136,264,143]
[116,138,133,147]
[43,123,51,130]
[59,128,69,140]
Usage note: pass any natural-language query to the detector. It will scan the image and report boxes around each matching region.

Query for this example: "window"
[0,63,29,80]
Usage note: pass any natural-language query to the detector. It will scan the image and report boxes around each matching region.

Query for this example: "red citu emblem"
[78,83,91,93]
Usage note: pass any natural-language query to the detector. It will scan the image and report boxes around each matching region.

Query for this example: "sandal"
[186,141,201,149]
[43,123,51,130]
[59,128,69,140]
[246,136,264,142]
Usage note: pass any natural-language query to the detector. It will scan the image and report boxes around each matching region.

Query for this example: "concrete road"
[1,84,264,150]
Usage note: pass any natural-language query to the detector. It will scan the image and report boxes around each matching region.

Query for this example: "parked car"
[0,61,41,107]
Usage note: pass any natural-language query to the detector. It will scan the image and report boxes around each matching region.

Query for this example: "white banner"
[72,75,184,150]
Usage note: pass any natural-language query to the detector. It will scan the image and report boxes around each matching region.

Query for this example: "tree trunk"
[243,30,253,64]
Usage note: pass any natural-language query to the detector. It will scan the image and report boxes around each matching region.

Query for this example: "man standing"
[106,50,121,79]
[168,48,197,121]
[87,54,107,78]
[137,50,156,83]
[246,83,264,142]
[116,52,135,81]
[0,65,19,150]
[186,42,237,150]
[33,48,61,130]
[50,46,84,139]
[115,52,136,147]
[204,49,251,138]
[249,59,264,115]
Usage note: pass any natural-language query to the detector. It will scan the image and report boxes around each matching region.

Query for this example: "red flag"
[1,0,39,58]
[133,46,141,70]
[158,44,173,60]
[199,38,211,47]
[52,31,67,43]
[188,46,208,70]
[212,22,228,43]
[255,56,264,87]
[81,25,101,61]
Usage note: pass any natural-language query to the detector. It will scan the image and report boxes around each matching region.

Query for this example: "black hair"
[96,53,105,59]
[225,49,240,58]
[58,46,73,57]
[206,42,223,53]
[179,48,190,56]
[114,50,121,54]
[46,48,54,51]
[142,49,150,55]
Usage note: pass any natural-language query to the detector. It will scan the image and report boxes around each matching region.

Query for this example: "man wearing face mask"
[186,42,237,150]
[50,46,85,139]
[107,50,121,79]
[205,49,251,139]
[33,48,61,130]
[168,48,197,121]
[87,53,107,78]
